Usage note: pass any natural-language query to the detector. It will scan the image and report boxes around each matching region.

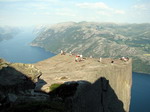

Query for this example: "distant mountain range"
[31,22,150,74]
[0,26,20,41]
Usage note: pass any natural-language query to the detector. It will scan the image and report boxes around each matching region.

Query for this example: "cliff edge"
[35,53,132,112]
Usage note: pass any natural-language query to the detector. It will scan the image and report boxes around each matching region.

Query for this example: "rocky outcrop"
[0,53,132,112]
[0,59,48,110]
[35,54,132,112]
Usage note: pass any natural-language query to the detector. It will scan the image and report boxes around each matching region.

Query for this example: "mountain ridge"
[31,22,150,74]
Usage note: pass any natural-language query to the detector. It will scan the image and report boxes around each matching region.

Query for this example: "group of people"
[60,50,129,63]
[75,54,83,62]
[60,50,84,62]
[120,57,129,62]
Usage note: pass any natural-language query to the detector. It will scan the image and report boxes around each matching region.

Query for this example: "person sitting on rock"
[126,57,129,61]
[75,55,79,62]
[120,57,129,62]
[61,50,66,55]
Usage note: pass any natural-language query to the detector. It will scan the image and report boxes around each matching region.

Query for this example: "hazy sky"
[0,0,150,26]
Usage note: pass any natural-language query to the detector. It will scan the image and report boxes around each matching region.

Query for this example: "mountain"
[31,22,150,74]
[0,26,20,41]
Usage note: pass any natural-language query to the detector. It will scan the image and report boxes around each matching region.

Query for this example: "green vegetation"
[49,83,62,91]
[132,57,150,74]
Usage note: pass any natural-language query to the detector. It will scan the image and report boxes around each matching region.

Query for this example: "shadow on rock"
[0,59,125,112]
[48,78,125,112]
[71,77,125,112]
[0,62,48,112]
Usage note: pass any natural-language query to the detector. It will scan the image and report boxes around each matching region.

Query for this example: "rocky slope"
[0,59,49,111]
[31,22,150,74]
[34,53,132,112]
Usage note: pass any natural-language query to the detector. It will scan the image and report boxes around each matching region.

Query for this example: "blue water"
[130,72,150,112]
[0,28,55,63]
[0,28,150,112]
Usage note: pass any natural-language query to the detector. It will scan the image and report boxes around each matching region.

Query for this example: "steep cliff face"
[35,54,132,112]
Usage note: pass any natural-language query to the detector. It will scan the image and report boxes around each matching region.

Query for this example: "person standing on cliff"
[99,57,102,62]
[61,50,63,55]
[80,54,83,61]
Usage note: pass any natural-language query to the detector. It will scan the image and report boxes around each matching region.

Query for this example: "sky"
[0,0,150,26]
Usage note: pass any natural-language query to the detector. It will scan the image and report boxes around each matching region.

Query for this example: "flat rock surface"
[34,54,132,112]
[34,54,131,91]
